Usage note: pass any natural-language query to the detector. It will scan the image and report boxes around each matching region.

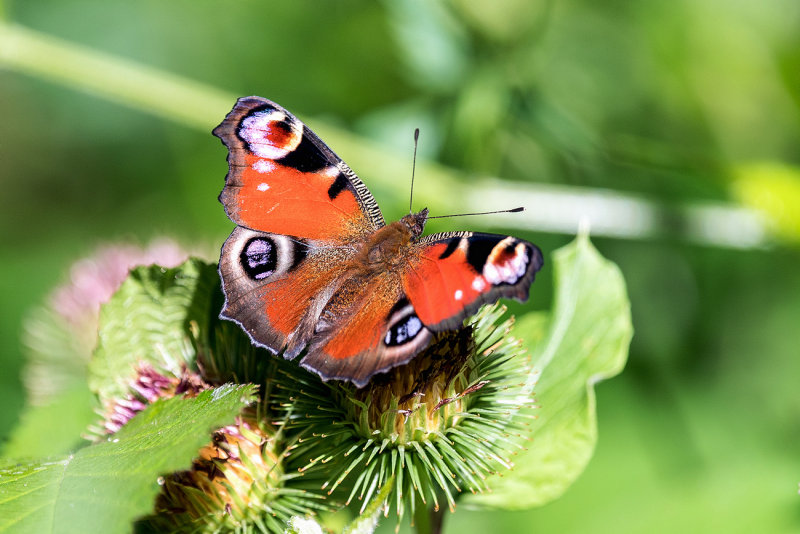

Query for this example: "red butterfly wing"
[299,231,543,387]
[299,275,432,388]
[216,97,387,360]
[214,97,384,242]
[215,97,544,388]
[403,232,544,331]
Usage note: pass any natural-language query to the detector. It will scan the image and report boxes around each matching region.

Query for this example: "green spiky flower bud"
[147,408,326,533]
[275,304,534,527]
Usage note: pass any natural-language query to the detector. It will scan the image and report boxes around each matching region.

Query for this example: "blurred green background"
[1,1,799,532]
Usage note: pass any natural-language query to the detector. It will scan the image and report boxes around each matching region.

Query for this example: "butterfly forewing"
[403,233,543,331]
[214,96,384,242]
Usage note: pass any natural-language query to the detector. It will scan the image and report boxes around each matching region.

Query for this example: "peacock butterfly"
[214,97,543,387]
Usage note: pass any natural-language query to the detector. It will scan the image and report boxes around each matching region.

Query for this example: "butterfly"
[214,97,543,387]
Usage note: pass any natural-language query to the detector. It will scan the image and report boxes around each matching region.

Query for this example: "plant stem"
[413,502,446,534]
[0,21,769,249]
[429,506,446,534]
[412,502,431,534]
[0,21,233,130]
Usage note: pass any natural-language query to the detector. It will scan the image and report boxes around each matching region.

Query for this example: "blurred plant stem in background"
[0,20,775,250]
[0,22,232,129]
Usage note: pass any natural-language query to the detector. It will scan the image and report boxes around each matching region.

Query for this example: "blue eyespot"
[385,314,423,346]
[240,237,276,280]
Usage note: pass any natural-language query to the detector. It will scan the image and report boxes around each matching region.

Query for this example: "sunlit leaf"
[1,386,96,459]
[0,384,256,534]
[466,233,632,509]
[285,516,325,534]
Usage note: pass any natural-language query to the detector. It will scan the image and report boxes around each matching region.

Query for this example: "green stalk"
[0,21,234,130]
[412,500,445,534]
[414,500,446,534]
[0,20,765,247]
[412,500,432,534]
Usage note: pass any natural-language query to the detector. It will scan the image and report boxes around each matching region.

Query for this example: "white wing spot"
[321,166,340,178]
[257,182,270,191]
[252,160,275,174]
[240,110,301,159]
[472,277,487,292]
[483,241,530,284]
[454,289,463,301]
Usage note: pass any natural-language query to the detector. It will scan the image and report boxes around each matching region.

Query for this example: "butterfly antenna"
[409,128,420,213]
[428,207,525,219]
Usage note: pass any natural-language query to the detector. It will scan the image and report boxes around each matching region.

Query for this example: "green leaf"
[88,259,219,406]
[0,384,256,534]
[466,233,632,509]
[1,385,97,459]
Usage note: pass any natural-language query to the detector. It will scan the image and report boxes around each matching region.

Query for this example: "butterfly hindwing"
[403,232,544,331]
[219,226,354,358]
[214,96,384,242]
[299,276,432,387]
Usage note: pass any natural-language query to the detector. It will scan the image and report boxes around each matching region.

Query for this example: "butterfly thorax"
[356,209,429,272]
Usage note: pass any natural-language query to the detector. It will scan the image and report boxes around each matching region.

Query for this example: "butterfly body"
[215,97,543,387]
